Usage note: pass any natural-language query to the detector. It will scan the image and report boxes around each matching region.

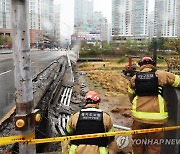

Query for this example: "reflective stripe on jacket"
[131,95,168,120]
[69,144,77,154]
[128,86,135,94]
[67,126,114,154]
[172,75,180,87]
[128,64,180,124]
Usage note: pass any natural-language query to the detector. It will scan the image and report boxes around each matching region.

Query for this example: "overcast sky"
[54,0,155,38]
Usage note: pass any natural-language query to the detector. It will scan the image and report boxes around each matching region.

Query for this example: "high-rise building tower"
[177,0,180,38]
[93,11,109,41]
[74,0,94,34]
[29,0,44,47]
[148,11,154,40]
[154,0,180,38]
[0,0,11,29]
[112,0,149,40]
[132,0,149,38]
[0,0,55,47]
[41,0,54,37]
[29,0,42,30]
[73,0,108,41]
[0,0,11,37]
[0,0,2,28]
[112,0,133,38]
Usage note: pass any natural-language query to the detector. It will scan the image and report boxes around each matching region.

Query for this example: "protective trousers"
[131,120,164,154]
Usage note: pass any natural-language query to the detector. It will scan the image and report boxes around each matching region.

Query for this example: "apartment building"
[132,0,149,39]
[154,0,180,38]
[74,0,109,41]
[178,1,180,37]
[29,0,44,47]
[0,0,55,47]
[112,0,133,38]
[0,0,11,37]
[74,0,94,34]
[41,0,54,38]
[93,11,109,41]
[148,11,154,40]
[112,0,149,40]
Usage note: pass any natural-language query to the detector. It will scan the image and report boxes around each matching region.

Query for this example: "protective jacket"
[65,104,117,154]
[128,64,180,124]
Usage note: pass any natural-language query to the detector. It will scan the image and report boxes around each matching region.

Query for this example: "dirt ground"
[74,56,180,153]
[76,61,133,153]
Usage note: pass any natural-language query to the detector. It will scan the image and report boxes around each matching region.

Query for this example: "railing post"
[11,0,35,153]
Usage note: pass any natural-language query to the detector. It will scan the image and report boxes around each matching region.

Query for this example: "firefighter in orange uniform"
[128,57,180,154]
[65,91,117,154]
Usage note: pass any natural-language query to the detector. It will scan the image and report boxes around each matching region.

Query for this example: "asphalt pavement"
[0,49,67,119]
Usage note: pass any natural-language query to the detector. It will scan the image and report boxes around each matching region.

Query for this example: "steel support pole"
[153,38,157,67]
[11,0,35,153]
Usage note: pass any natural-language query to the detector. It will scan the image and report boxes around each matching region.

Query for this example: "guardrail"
[0,49,13,54]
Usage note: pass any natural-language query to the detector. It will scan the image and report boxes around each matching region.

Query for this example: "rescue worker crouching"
[65,91,117,154]
[128,57,180,154]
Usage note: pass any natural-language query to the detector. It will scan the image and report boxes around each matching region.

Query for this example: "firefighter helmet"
[138,57,155,66]
[84,91,100,104]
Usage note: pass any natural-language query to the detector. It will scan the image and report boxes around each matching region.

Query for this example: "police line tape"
[0,132,35,146]
[0,126,180,146]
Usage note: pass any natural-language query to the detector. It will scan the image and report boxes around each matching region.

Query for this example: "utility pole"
[153,38,157,67]
[11,0,36,153]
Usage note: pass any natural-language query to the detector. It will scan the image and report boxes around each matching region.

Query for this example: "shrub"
[118,57,128,63]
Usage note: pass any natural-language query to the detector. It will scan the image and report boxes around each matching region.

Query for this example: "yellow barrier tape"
[0,132,34,146]
[0,126,180,145]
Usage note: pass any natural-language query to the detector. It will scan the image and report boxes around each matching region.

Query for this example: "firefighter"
[65,91,117,154]
[128,56,180,154]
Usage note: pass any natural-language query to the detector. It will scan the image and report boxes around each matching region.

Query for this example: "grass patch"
[118,57,128,63]
[157,58,165,64]
[79,50,100,58]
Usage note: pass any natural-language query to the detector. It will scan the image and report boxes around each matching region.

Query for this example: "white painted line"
[32,62,35,63]
[67,89,72,106]
[62,114,66,129]
[0,70,12,76]
[61,87,68,104]
[0,57,12,61]
[64,88,70,106]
